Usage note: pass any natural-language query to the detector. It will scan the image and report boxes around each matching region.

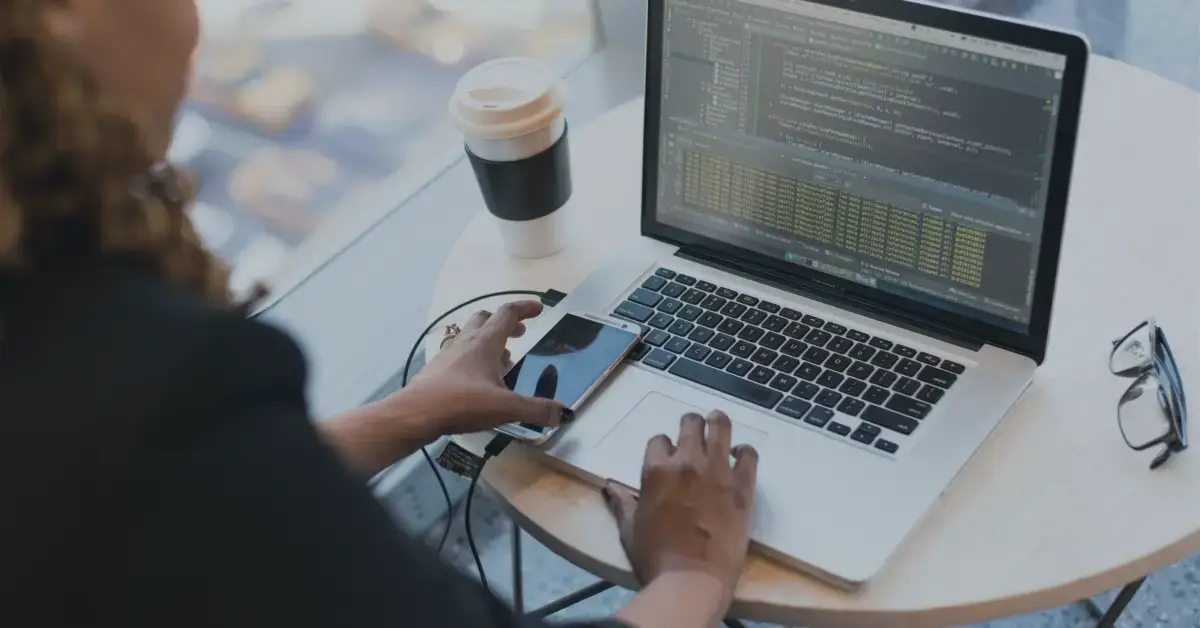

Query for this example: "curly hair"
[0,0,230,304]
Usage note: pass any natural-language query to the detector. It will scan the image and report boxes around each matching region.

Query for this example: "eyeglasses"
[1110,319,1188,470]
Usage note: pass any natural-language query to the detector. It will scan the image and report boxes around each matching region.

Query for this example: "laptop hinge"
[676,246,986,352]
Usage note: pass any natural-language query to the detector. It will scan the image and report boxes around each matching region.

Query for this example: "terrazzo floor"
[421,1,1200,625]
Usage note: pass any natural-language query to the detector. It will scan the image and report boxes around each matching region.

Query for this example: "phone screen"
[503,315,639,434]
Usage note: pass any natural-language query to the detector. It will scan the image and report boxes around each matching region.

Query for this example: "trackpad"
[589,392,770,490]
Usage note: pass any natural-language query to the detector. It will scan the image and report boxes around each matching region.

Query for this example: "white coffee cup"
[450,58,572,259]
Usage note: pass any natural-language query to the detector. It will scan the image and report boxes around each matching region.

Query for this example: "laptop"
[530,0,1089,588]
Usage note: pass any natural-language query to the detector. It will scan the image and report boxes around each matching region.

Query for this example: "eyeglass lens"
[1111,321,1153,376]
[1118,371,1175,449]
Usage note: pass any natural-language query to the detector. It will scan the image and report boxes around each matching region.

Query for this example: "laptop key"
[863,385,891,405]
[758,301,781,314]
[870,351,899,369]
[716,287,739,300]
[849,344,877,361]
[643,349,677,370]
[664,337,691,355]
[717,319,744,335]
[784,323,811,340]
[675,274,697,286]
[658,299,683,315]
[895,358,923,377]
[827,337,855,354]
[861,405,919,435]
[629,343,651,361]
[737,294,760,307]
[894,377,921,396]
[777,396,813,420]
[817,371,844,389]
[846,329,871,343]
[710,334,736,351]
[668,320,695,337]
[827,422,852,437]
[869,337,894,351]
[847,361,874,380]
[655,268,677,279]
[805,329,833,347]
[825,354,852,373]
[663,283,688,299]
[893,344,918,359]
[748,366,775,385]
[760,332,786,350]
[870,370,899,387]
[700,295,728,311]
[917,385,945,404]
[875,439,899,454]
[850,425,878,445]
[805,407,834,427]
[727,359,754,377]
[942,360,966,375]
[781,339,808,358]
[614,301,654,323]
[705,351,733,369]
[917,352,941,367]
[738,326,765,343]
[696,280,718,293]
[840,378,868,398]
[770,373,798,392]
[669,359,783,409]
[824,322,848,335]
[681,288,706,305]
[677,305,703,322]
[721,302,748,318]
[802,346,831,364]
[838,397,866,417]
[649,313,674,330]
[887,394,932,420]
[816,389,843,408]
[741,309,768,326]
[796,363,822,382]
[689,327,716,344]
[781,308,803,321]
[918,365,959,389]
[698,312,724,328]
[763,315,789,333]
[803,315,825,327]
[751,348,779,366]
[730,341,755,359]
[773,355,800,374]
[794,381,821,400]
[644,330,671,347]
[685,344,712,362]
[642,276,667,292]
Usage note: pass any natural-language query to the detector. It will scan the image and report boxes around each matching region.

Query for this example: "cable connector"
[540,289,569,309]
[484,434,514,460]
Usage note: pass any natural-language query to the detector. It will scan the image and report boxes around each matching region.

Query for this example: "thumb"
[602,481,638,553]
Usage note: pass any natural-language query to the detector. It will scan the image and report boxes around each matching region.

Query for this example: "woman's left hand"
[390,300,570,439]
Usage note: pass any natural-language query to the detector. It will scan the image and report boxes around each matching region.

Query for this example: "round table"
[430,56,1200,627]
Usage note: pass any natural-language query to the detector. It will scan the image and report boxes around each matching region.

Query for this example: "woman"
[0,1,761,627]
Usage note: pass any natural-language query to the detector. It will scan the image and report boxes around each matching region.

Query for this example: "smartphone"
[497,313,642,444]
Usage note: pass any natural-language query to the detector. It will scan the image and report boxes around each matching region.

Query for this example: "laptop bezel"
[640,0,1089,363]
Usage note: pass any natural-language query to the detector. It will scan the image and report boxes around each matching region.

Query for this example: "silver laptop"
[529,0,1089,588]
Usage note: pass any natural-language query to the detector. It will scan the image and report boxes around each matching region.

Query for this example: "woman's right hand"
[602,410,759,609]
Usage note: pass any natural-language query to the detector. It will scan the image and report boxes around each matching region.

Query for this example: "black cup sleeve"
[466,124,572,222]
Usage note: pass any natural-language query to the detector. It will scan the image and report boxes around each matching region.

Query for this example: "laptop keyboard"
[615,268,968,455]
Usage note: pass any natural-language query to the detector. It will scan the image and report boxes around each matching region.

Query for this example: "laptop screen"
[653,0,1070,330]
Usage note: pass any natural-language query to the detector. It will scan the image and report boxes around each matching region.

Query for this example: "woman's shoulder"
[0,261,308,430]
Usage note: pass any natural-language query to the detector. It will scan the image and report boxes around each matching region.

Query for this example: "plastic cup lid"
[449,57,567,141]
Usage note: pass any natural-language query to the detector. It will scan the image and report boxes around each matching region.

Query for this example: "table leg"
[723,619,749,628]
[1080,578,1146,628]
[528,581,617,619]
[512,522,524,615]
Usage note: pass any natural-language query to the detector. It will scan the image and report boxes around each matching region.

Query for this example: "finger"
[511,322,527,339]
[501,349,511,364]
[676,413,707,459]
[732,445,760,506]
[493,391,571,428]
[602,481,639,553]
[479,301,544,348]
[643,433,674,469]
[463,310,492,333]
[705,410,732,461]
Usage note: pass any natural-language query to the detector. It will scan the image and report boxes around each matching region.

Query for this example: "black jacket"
[0,262,621,628]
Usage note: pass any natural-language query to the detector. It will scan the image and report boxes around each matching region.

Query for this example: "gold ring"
[440,323,462,348]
